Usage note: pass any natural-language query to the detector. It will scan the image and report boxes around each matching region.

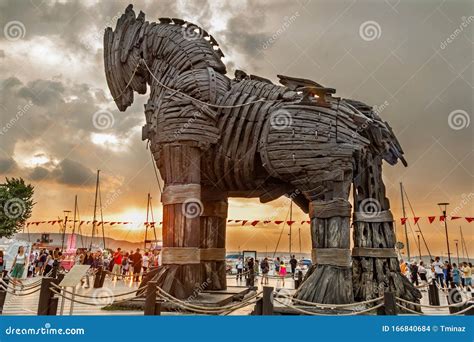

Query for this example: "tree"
[0,178,34,238]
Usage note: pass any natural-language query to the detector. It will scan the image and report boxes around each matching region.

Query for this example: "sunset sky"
[0,0,472,256]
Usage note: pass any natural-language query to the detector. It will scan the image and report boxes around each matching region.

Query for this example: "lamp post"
[454,239,460,265]
[437,202,451,264]
[61,210,71,252]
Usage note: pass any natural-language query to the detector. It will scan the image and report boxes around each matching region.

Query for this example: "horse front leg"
[142,143,203,299]
[295,175,354,304]
[352,150,421,311]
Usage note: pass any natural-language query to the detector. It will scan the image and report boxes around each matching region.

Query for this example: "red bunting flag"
[52,221,57,225]
[263,220,271,224]
[80,221,84,226]
[413,217,420,224]
[400,218,407,225]
[235,220,241,223]
[287,220,295,225]
[241,220,248,226]
[466,217,474,223]
[440,216,445,222]
[300,220,305,224]
[227,220,233,223]
[274,220,283,225]
[251,220,259,226]
[428,216,436,224]
[451,216,461,220]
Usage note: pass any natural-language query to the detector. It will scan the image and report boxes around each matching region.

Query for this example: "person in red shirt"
[112,248,123,279]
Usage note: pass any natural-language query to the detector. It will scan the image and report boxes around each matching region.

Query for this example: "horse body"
[104,5,420,306]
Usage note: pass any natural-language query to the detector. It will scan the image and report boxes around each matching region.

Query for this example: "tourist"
[10,246,27,289]
[0,250,5,279]
[142,252,150,275]
[43,251,54,276]
[418,261,428,289]
[462,262,472,290]
[260,257,269,285]
[445,261,453,287]
[131,248,143,282]
[431,257,445,287]
[247,257,255,284]
[410,261,419,286]
[122,252,130,277]
[460,263,466,287]
[452,263,461,287]
[274,257,281,275]
[236,257,243,281]
[399,259,407,276]
[35,249,46,276]
[289,255,298,277]
[112,248,123,279]
[279,260,287,287]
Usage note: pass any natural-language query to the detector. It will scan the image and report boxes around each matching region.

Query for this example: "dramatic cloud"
[0,0,471,253]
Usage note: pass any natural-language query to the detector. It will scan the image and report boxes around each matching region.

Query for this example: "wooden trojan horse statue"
[104,5,420,307]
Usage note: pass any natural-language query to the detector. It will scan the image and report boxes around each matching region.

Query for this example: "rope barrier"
[155,286,261,313]
[450,305,474,315]
[275,292,383,309]
[395,303,424,315]
[395,296,471,309]
[273,297,383,316]
[0,284,42,297]
[48,288,144,307]
[50,282,142,299]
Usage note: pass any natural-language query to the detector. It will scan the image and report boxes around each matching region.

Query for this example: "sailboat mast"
[289,199,293,256]
[90,170,100,251]
[399,182,410,260]
[144,193,150,249]
[460,226,470,262]
[71,195,77,249]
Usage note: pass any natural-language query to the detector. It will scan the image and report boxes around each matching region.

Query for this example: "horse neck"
[144,23,225,82]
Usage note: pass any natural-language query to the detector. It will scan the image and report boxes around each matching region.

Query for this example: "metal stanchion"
[37,277,59,315]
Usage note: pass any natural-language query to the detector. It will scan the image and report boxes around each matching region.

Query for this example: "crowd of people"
[400,257,472,291]
[235,255,302,286]
[0,246,163,288]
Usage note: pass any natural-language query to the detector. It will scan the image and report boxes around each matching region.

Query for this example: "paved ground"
[1,274,469,316]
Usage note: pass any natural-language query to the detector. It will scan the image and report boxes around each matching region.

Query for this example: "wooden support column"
[352,150,421,310]
[200,187,228,290]
[295,195,354,304]
[143,143,202,299]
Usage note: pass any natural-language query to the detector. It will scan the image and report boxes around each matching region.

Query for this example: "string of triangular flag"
[25,216,474,227]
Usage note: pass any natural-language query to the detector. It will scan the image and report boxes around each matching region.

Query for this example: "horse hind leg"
[294,173,354,304]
